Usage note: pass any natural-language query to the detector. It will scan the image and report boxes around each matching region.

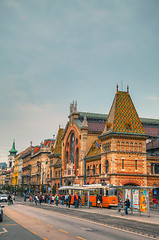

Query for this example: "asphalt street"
[1,200,159,240]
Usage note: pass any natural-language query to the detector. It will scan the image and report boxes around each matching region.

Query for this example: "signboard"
[43,185,46,189]
[48,187,51,191]
[125,189,131,201]
[132,189,139,209]
[140,189,147,213]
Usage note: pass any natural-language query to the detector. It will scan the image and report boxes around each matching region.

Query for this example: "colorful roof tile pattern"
[85,139,101,159]
[53,128,64,155]
[103,90,146,135]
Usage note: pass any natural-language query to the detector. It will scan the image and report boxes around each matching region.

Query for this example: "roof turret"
[9,139,18,156]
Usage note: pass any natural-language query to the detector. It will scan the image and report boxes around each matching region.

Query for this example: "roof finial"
[116,84,119,94]
[127,85,129,94]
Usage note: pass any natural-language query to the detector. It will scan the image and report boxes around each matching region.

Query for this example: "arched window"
[122,158,124,170]
[139,143,142,152]
[106,160,109,173]
[93,165,96,175]
[134,143,138,152]
[70,133,75,163]
[126,142,129,152]
[50,169,52,178]
[99,164,101,175]
[87,166,90,175]
[117,141,120,151]
[130,142,133,152]
[66,151,68,164]
[121,142,125,151]
[135,159,137,170]
[76,148,79,169]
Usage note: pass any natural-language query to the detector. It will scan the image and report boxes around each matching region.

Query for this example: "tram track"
[20,202,159,239]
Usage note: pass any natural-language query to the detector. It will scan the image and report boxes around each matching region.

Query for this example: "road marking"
[43,238,48,240]
[48,224,53,227]
[34,208,157,240]
[30,230,38,235]
[0,228,8,234]
[22,225,28,229]
[59,229,68,233]
[38,220,43,223]
[76,236,86,240]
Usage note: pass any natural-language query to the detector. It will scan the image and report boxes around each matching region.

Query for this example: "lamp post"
[60,165,62,187]
[84,157,86,185]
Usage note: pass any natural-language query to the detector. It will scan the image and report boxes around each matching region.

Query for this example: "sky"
[0,0,159,163]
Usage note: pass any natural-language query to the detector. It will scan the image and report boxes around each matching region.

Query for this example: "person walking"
[124,198,130,215]
[65,194,68,207]
[56,194,59,206]
[68,194,71,208]
[39,194,42,205]
[8,194,11,206]
[98,194,103,209]
[74,193,79,208]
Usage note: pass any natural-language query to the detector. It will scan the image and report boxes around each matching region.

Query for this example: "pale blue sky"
[0,0,159,163]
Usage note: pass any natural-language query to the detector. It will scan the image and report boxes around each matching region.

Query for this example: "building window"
[151,163,154,174]
[121,142,125,152]
[93,165,95,175]
[122,159,124,170]
[126,142,129,152]
[66,151,68,164]
[135,159,137,170]
[87,166,90,175]
[139,143,142,152]
[155,164,159,174]
[117,141,120,151]
[50,170,52,178]
[99,164,101,175]
[106,160,109,173]
[134,143,138,152]
[76,148,79,169]
[130,142,133,152]
[70,133,75,163]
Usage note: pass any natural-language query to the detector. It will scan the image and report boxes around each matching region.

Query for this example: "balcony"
[64,163,75,177]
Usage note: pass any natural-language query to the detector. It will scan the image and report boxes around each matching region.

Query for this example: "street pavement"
[1,196,159,240]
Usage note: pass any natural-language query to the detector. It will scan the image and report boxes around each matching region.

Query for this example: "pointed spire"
[116,84,119,94]
[9,139,18,156]
[82,115,88,129]
[127,85,129,94]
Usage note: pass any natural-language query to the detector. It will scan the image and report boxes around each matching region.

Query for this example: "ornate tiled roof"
[53,128,64,155]
[85,139,101,160]
[102,90,146,136]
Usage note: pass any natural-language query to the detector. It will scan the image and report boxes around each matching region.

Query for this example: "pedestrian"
[35,195,39,205]
[74,193,79,208]
[68,194,71,208]
[8,194,11,206]
[29,195,32,202]
[124,198,130,215]
[152,197,158,209]
[39,193,42,205]
[51,195,55,204]
[65,194,68,207]
[98,194,102,209]
[56,194,59,206]
[61,194,65,205]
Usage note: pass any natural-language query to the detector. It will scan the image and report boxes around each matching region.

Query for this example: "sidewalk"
[43,203,159,225]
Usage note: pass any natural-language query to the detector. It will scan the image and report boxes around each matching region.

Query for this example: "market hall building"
[61,86,159,199]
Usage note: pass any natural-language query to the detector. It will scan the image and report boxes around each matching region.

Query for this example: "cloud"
[145,96,159,101]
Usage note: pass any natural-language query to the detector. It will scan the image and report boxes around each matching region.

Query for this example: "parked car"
[0,206,4,222]
[0,194,8,202]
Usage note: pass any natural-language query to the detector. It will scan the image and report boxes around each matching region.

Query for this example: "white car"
[0,194,8,202]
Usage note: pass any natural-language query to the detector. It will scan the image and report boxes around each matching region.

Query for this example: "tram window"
[109,188,114,196]
[114,188,117,196]
[106,189,108,196]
